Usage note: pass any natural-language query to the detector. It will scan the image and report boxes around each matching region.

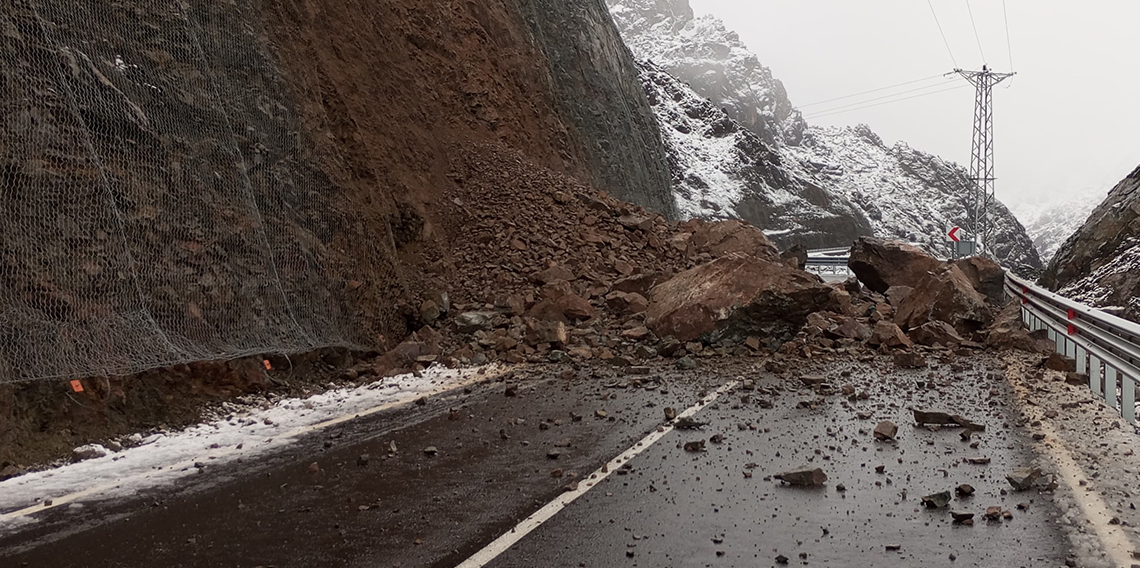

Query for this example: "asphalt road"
[0,353,1077,567]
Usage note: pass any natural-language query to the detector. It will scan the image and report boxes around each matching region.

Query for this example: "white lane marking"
[0,369,502,523]
[455,380,739,568]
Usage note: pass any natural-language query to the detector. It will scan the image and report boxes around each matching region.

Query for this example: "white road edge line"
[0,367,506,523]
[455,379,739,568]
[1007,364,1136,566]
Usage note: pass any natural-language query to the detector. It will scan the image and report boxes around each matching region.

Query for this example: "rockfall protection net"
[0,1,399,382]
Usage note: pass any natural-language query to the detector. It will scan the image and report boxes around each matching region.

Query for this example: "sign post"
[948,226,976,258]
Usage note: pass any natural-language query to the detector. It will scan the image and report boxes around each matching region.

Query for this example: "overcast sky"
[690,0,1140,207]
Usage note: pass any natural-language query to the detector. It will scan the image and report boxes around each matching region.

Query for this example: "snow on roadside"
[0,364,504,532]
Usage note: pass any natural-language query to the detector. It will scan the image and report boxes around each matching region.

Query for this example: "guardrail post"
[1090,356,1102,399]
[1108,367,1121,410]
[1123,375,1136,424]
[1076,346,1088,375]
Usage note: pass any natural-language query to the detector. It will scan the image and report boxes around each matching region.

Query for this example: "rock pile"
[370,146,846,375]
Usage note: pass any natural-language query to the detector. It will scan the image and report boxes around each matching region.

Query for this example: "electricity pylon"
[954,65,1014,256]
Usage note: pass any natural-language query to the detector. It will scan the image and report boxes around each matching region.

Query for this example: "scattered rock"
[423,446,439,456]
[873,420,898,441]
[774,468,827,486]
[1044,352,1077,373]
[868,320,912,348]
[909,320,964,347]
[664,407,678,421]
[72,444,110,462]
[956,484,975,496]
[951,511,975,524]
[455,311,495,333]
[1007,467,1041,491]
[914,409,984,431]
[893,351,927,368]
[675,417,707,430]
[921,491,952,508]
[684,440,706,452]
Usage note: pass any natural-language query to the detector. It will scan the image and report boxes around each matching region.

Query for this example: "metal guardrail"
[1005,271,1140,424]
[799,249,1140,422]
[805,250,851,275]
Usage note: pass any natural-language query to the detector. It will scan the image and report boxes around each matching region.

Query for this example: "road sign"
[948,227,961,242]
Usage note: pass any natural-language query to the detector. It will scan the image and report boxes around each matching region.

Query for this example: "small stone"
[1006,467,1041,491]
[873,420,898,441]
[504,385,518,397]
[775,554,789,564]
[674,417,707,430]
[357,454,370,467]
[684,440,706,452]
[664,407,678,421]
[595,410,608,419]
[423,446,439,456]
[921,491,952,509]
[775,468,827,486]
[955,484,975,496]
[307,462,321,474]
[951,511,974,523]
[676,356,697,370]
[985,506,1002,520]
[547,449,562,460]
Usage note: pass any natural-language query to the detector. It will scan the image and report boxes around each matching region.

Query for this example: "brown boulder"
[691,220,780,262]
[955,256,1007,307]
[868,320,912,348]
[780,244,808,270]
[908,321,964,347]
[894,264,994,335]
[646,253,836,344]
[985,305,1053,353]
[532,265,575,285]
[1044,352,1077,372]
[555,294,595,321]
[612,272,664,297]
[848,237,942,294]
[605,291,649,314]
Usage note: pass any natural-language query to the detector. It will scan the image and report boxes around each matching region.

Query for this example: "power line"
[1003,0,1014,71]
[798,74,947,108]
[803,79,958,117]
[806,84,970,120]
[926,0,958,67]
[965,0,987,64]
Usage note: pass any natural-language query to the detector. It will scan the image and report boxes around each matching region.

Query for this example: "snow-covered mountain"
[1042,165,1140,321]
[606,0,1043,272]
[638,61,872,248]
[1011,194,1104,262]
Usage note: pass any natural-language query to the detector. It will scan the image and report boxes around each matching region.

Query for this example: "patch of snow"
[0,364,502,532]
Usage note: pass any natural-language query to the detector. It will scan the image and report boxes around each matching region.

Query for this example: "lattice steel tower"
[954,66,1015,254]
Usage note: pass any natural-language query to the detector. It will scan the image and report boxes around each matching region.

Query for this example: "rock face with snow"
[606,0,1042,272]
[1041,165,1140,321]
[1012,195,1103,262]
[638,61,872,248]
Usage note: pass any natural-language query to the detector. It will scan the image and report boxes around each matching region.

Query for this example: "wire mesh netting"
[0,1,400,382]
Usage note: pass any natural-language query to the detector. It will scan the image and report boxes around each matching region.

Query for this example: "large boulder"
[909,320,964,347]
[683,219,781,262]
[848,237,942,294]
[646,253,836,343]
[894,264,994,335]
[954,256,1007,307]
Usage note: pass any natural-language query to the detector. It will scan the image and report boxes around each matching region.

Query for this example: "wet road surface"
[0,354,1079,567]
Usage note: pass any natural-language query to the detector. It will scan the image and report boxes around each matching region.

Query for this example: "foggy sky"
[690,0,1140,207]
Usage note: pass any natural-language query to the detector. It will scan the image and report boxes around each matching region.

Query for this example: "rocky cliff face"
[515,0,676,216]
[1041,165,1140,320]
[606,0,1042,272]
[0,0,673,381]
